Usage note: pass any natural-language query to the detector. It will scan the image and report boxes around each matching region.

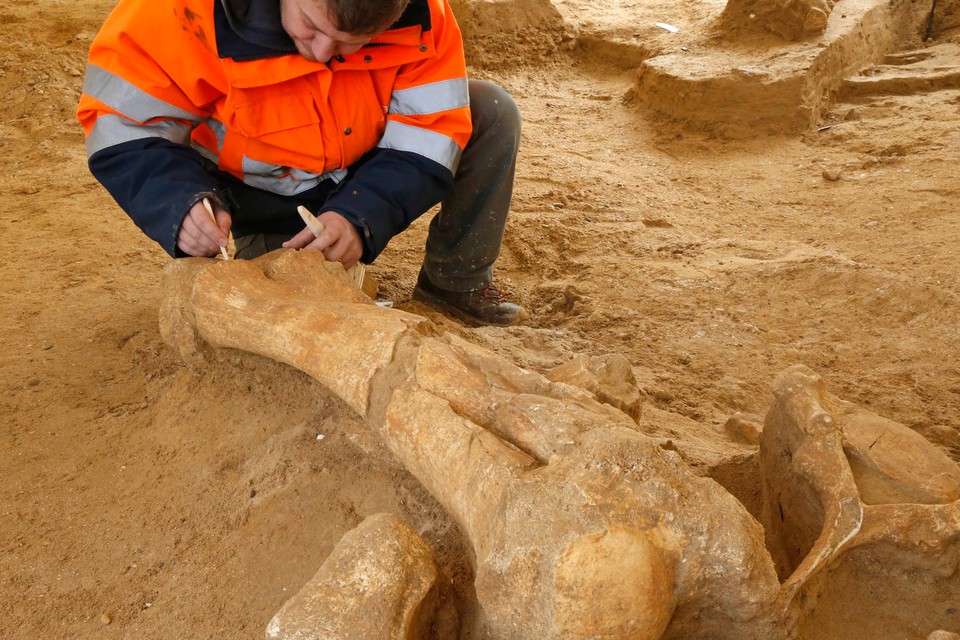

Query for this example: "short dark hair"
[323,0,410,35]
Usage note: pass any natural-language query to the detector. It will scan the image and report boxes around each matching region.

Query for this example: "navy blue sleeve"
[88,138,222,257]
[322,148,453,263]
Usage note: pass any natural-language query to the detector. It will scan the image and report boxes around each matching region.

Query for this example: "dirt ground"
[2,0,959,637]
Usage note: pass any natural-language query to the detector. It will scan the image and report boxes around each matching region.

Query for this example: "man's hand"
[283,211,362,269]
[177,200,232,257]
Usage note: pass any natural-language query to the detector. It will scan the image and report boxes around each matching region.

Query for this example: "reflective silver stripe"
[377,121,461,172]
[388,78,469,116]
[241,156,347,196]
[205,118,227,151]
[191,118,228,161]
[82,64,201,123]
[86,114,192,157]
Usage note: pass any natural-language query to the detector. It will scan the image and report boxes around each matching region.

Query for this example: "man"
[77,0,527,326]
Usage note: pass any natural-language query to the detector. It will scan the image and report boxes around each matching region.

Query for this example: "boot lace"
[479,283,505,303]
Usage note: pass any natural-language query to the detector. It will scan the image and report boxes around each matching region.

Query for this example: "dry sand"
[2,0,958,637]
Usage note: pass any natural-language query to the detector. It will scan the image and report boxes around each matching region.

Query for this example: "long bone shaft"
[163,252,528,535]
[160,251,783,640]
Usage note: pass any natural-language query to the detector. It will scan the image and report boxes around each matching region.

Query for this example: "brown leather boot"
[413,270,529,327]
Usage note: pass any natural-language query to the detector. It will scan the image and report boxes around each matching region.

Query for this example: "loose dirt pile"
[2,0,958,637]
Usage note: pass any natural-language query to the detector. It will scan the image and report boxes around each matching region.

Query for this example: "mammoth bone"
[160,250,960,639]
[760,365,960,637]
[720,0,838,40]
[160,250,781,639]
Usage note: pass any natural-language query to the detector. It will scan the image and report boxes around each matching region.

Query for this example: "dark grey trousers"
[235,79,521,293]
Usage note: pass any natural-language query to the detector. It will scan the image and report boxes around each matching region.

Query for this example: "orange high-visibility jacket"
[77,0,472,259]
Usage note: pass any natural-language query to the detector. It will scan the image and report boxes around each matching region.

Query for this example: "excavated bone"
[388,335,781,639]
[265,513,456,640]
[161,251,783,640]
[545,353,643,422]
[762,365,960,634]
[159,256,426,416]
[162,252,960,638]
[721,0,837,40]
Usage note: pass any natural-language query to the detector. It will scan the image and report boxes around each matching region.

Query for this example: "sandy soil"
[2,0,959,637]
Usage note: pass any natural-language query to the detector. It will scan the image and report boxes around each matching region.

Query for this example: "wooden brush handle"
[297,205,326,238]
[202,197,230,260]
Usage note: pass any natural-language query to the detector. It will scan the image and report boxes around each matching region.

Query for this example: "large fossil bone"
[160,251,783,639]
[762,365,960,636]
[266,513,458,640]
[160,252,960,638]
[720,0,838,40]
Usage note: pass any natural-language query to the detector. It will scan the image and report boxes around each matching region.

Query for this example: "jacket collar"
[215,0,431,61]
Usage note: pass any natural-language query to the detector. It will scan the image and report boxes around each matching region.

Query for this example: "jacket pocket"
[234,91,320,137]
[229,89,329,178]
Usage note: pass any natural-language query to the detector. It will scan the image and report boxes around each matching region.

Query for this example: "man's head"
[281,0,410,62]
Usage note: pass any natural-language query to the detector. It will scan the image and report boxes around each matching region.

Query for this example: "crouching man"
[78,0,527,326]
